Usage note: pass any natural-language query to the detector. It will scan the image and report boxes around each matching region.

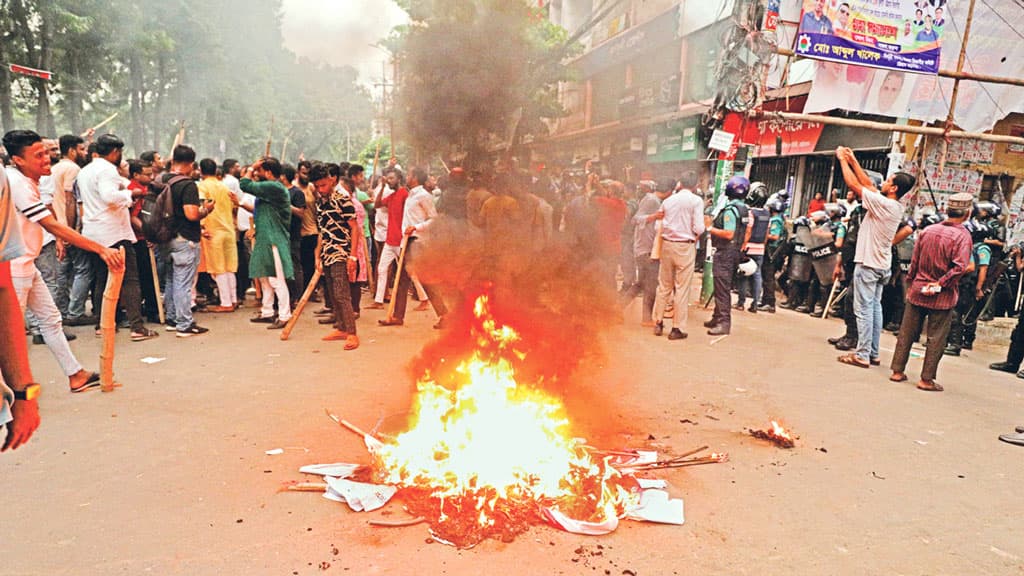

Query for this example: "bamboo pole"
[90,112,119,132]
[148,246,165,324]
[937,0,978,174]
[759,111,1024,146]
[265,116,275,158]
[280,268,322,341]
[100,247,126,393]
[384,234,410,323]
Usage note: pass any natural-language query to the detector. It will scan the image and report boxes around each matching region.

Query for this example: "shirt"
[197,177,237,237]
[0,167,26,264]
[632,192,662,256]
[162,173,202,242]
[404,185,437,238]
[854,189,904,270]
[373,185,394,242]
[380,186,409,247]
[78,157,136,247]
[906,221,972,310]
[288,186,306,241]
[659,189,705,242]
[300,184,319,237]
[5,167,46,277]
[49,158,80,227]
[317,190,356,267]
[225,174,252,232]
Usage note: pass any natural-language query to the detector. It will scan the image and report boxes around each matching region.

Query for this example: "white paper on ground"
[323,477,396,512]
[636,478,667,490]
[364,435,385,454]
[541,507,619,536]
[265,448,284,455]
[299,463,360,478]
[140,357,166,364]
[609,450,658,468]
[625,489,685,525]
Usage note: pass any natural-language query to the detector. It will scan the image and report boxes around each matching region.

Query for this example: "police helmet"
[766,198,786,214]
[975,201,1002,219]
[964,218,991,244]
[918,211,944,230]
[824,203,847,220]
[747,181,769,207]
[725,176,751,200]
[903,215,918,231]
[809,210,829,225]
[793,216,812,228]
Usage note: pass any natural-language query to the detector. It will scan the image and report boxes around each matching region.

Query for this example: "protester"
[310,163,359,349]
[3,130,124,392]
[650,174,703,339]
[126,160,160,323]
[197,158,239,312]
[280,163,306,307]
[835,146,916,369]
[241,157,294,330]
[223,159,252,304]
[371,168,407,309]
[889,193,973,392]
[160,144,212,337]
[49,134,86,318]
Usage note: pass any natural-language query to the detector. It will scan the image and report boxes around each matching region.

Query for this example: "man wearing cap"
[889,193,973,392]
[650,171,704,340]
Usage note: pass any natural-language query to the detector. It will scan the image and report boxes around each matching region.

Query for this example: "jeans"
[853,263,891,362]
[13,269,82,377]
[164,237,200,331]
[67,245,95,319]
[91,240,145,333]
[736,254,764,308]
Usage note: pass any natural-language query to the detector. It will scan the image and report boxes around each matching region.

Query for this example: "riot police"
[758,198,788,313]
[975,201,1011,321]
[990,243,1024,377]
[704,176,751,336]
[810,203,847,317]
[883,216,918,333]
[945,219,993,356]
[828,202,867,350]
[781,215,814,311]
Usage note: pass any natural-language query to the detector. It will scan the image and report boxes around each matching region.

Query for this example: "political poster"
[794,0,944,74]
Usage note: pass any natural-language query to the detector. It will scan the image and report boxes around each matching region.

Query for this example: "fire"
[749,420,796,449]
[375,294,630,546]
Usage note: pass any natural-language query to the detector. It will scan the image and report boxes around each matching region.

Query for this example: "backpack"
[140,174,189,243]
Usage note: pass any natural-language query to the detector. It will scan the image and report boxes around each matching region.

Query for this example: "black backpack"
[140,174,189,243]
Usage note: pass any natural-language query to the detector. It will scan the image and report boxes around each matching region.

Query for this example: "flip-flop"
[71,372,101,393]
[889,373,908,382]
[837,354,870,369]
[916,381,944,392]
[344,337,360,351]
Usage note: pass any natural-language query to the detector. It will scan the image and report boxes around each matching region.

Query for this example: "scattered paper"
[542,507,619,536]
[625,490,685,525]
[265,448,285,455]
[915,440,928,446]
[364,434,385,454]
[636,478,668,490]
[140,357,166,364]
[323,477,396,512]
[299,463,360,478]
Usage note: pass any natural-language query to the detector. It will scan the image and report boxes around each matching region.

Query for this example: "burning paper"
[748,421,796,449]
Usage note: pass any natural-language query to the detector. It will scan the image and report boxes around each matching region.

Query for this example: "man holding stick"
[369,168,407,311]
[310,163,359,349]
[241,157,295,330]
[2,130,124,392]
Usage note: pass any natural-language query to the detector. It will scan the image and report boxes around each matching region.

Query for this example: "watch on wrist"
[13,383,41,401]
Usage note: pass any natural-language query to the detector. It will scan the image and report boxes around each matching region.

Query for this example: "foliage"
[0,0,374,162]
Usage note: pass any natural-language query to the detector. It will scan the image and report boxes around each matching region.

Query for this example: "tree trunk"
[0,46,14,133]
[129,51,144,154]
[65,53,84,135]
[34,14,55,135]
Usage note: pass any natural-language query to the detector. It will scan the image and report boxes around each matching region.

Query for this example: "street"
[2,290,1022,576]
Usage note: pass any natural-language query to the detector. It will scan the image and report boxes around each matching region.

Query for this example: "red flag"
[9,64,52,80]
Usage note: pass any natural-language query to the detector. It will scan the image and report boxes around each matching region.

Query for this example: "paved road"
[2,293,1021,575]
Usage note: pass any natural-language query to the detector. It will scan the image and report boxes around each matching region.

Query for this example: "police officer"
[976,201,1008,320]
[991,243,1024,377]
[945,219,993,356]
[704,176,751,336]
[758,199,788,313]
[782,216,813,310]
[810,204,847,317]
[827,201,867,350]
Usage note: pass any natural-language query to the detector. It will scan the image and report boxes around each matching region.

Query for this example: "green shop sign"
[646,120,698,164]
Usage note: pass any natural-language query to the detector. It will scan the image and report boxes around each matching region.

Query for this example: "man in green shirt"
[241,158,295,330]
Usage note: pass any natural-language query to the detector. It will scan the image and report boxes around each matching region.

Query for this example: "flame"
[375,294,628,546]
[770,420,793,442]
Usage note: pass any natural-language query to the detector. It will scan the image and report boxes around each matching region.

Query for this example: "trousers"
[91,240,145,333]
[711,244,740,330]
[653,241,696,331]
[13,268,82,377]
[890,303,953,382]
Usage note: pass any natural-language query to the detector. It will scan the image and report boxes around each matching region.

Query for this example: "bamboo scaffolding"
[937,0,979,174]
[756,111,1024,146]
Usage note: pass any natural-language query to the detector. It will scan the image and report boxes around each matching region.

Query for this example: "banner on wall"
[794,0,944,74]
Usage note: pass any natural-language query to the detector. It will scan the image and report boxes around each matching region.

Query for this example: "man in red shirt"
[371,168,409,314]
[889,193,973,392]
[127,160,161,323]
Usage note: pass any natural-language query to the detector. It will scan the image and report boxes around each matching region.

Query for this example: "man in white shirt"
[650,172,706,340]
[2,130,125,392]
[222,159,252,304]
[77,134,157,341]
[387,168,448,327]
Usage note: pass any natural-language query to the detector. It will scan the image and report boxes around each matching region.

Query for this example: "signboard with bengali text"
[794,0,943,74]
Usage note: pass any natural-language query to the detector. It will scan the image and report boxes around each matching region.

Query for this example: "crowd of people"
[1,128,1022,452]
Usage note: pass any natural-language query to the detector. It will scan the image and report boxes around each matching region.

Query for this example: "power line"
[978,0,1024,42]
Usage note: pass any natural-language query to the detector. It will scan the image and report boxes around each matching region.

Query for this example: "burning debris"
[748,421,796,449]
[285,292,728,548]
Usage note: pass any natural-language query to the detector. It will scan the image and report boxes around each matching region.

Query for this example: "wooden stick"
[280,267,322,341]
[822,281,841,320]
[281,481,329,493]
[937,0,978,175]
[147,246,165,324]
[265,116,275,158]
[91,112,119,132]
[369,517,425,528]
[324,409,377,440]
[100,247,126,393]
[385,234,410,323]
[1016,272,1023,313]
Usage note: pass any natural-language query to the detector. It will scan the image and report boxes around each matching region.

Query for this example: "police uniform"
[708,198,749,334]
[981,215,1009,319]
[946,241,992,355]
[760,211,787,310]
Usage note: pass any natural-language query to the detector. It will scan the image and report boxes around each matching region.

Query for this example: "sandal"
[889,372,908,383]
[917,380,944,392]
[344,335,360,351]
[131,328,159,342]
[71,372,101,393]
[837,354,870,369]
[322,330,349,341]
